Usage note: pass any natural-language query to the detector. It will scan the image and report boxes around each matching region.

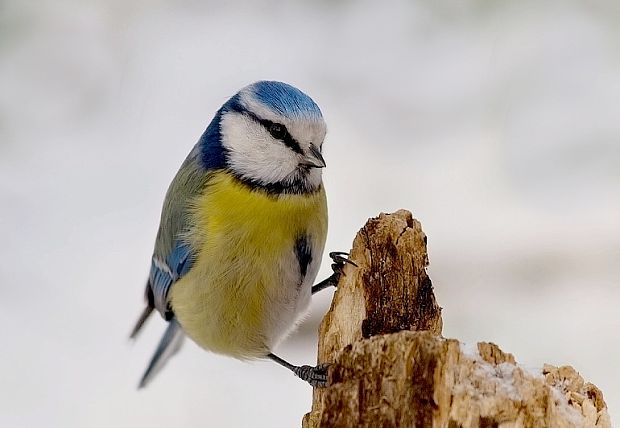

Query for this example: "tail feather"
[131,280,156,340]
[138,318,185,389]
[130,305,154,339]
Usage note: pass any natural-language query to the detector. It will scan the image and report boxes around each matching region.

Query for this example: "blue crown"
[248,81,323,120]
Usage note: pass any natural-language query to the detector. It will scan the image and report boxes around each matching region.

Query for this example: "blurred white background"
[1,0,618,426]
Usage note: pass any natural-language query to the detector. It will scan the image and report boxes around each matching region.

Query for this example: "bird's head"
[199,81,327,194]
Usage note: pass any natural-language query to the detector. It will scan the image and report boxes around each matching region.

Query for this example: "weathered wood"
[303,210,610,428]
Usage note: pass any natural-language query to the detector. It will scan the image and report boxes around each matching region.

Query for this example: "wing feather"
[131,147,208,334]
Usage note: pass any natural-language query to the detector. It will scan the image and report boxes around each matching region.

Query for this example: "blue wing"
[131,147,209,388]
[150,241,194,318]
[129,241,194,339]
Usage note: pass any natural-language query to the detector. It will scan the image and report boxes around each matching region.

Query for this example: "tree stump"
[303,210,610,428]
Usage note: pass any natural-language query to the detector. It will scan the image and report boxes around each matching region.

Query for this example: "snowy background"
[1,0,618,426]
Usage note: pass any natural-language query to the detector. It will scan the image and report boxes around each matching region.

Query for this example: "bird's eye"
[268,123,287,140]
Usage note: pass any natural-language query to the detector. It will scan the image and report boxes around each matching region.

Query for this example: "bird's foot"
[293,363,330,388]
[328,251,357,275]
[311,252,357,294]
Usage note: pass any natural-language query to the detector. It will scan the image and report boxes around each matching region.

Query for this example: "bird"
[131,80,352,389]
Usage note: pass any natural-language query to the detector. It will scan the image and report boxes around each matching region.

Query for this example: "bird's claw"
[328,251,357,268]
[328,252,357,276]
[311,252,356,294]
[293,363,330,388]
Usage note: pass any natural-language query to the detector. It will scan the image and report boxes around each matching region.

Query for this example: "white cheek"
[220,113,299,184]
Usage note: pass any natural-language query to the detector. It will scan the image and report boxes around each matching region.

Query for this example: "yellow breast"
[169,171,327,358]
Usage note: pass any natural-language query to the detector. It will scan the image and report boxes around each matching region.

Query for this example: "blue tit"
[131,81,347,388]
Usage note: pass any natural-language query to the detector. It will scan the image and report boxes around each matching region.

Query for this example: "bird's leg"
[311,251,357,294]
[267,353,329,387]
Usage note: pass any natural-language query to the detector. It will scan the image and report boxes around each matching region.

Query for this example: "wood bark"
[303,210,610,428]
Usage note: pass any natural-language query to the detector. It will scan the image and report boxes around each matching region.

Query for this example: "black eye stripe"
[260,119,304,155]
[267,123,286,139]
[263,120,287,140]
[240,110,304,155]
[258,119,304,155]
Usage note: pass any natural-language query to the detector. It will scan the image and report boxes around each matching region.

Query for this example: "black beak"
[301,144,326,168]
